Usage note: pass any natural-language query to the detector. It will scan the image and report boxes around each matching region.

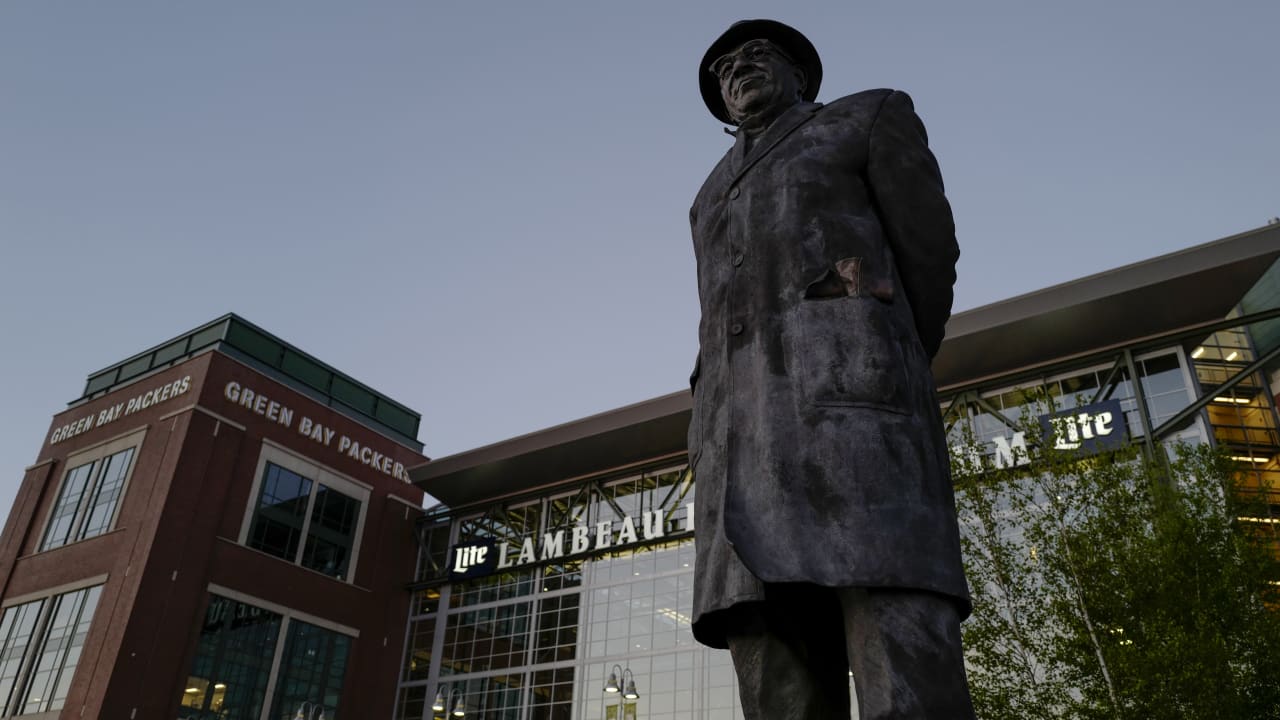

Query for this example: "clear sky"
[2,1,1277,513]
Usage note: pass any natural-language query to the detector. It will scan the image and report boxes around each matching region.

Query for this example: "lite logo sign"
[449,541,499,579]
[447,503,694,580]
[953,399,1128,470]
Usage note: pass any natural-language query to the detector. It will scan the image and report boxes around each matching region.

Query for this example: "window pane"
[117,353,153,382]
[152,337,190,366]
[40,461,96,551]
[300,484,360,580]
[77,448,135,540]
[281,351,332,393]
[83,369,118,396]
[0,599,46,714]
[403,617,436,682]
[187,321,228,352]
[330,377,376,415]
[226,322,284,366]
[247,464,313,563]
[179,595,282,720]
[268,619,352,720]
[16,585,102,713]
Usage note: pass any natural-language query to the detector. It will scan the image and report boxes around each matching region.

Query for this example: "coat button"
[728,186,740,200]
[730,323,744,335]
[731,252,744,267]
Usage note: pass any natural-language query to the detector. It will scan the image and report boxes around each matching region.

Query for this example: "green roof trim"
[75,314,422,450]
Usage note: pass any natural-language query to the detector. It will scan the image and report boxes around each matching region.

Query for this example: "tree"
[955,412,1280,720]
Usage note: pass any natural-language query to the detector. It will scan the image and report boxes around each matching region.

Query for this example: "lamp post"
[431,685,466,718]
[294,702,326,720]
[603,665,640,719]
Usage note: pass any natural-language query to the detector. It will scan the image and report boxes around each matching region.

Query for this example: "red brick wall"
[0,350,426,719]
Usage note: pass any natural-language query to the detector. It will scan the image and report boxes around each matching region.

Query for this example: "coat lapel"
[728,131,748,177]
[730,101,822,186]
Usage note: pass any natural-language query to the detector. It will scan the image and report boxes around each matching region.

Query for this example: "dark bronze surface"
[688,19,973,718]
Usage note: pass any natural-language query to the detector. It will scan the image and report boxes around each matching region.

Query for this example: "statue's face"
[711,39,805,125]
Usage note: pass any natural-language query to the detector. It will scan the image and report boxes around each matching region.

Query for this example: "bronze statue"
[687,19,975,719]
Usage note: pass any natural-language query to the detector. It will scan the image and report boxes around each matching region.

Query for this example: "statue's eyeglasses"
[708,40,795,82]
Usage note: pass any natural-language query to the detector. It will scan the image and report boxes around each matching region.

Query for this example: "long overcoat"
[688,88,969,648]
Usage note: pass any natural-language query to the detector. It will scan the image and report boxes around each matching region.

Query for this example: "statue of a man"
[687,19,975,719]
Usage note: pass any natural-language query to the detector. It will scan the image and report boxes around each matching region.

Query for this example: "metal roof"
[412,223,1280,507]
[75,313,424,451]
[933,223,1280,390]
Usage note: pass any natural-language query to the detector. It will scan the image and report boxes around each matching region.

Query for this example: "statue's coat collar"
[727,101,823,182]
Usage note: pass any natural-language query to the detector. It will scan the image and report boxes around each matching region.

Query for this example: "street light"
[432,685,466,718]
[603,665,641,713]
[294,702,326,720]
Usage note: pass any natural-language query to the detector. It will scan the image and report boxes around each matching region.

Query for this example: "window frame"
[181,585,359,720]
[38,429,145,553]
[238,442,371,583]
[0,577,105,718]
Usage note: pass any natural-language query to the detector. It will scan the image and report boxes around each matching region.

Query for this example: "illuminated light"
[214,683,226,690]
[1226,351,1240,361]
[1191,347,1205,359]
[1214,396,1252,404]
[1229,456,1270,464]
[656,608,692,625]
[1238,516,1280,524]
[185,688,199,693]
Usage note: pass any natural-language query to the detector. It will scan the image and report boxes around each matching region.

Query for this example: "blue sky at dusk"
[2,1,1277,513]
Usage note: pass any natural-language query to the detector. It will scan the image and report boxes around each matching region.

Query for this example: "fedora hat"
[699,19,822,124]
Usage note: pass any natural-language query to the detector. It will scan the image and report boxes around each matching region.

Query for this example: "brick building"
[0,315,425,720]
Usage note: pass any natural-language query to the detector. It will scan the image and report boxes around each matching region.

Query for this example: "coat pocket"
[795,296,910,412]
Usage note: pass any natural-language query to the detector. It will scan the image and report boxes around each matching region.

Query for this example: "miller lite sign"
[448,541,500,579]
[1039,399,1127,455]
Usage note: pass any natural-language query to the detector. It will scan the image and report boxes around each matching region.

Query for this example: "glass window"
[450,504,541,608]
[14,586,102,714]
[268,620,352,720]
[403,617,436,682]
[395,684,429,720]
[0,585,102,716]
[440,603,532,676]
[179,595,356,720]
[0,599,46,713]
[245,457,366,582]
[180,596,281,720]
[76,449,134,541]
[301,485,360,579]
[416,519,452,586]
[248,464,313,563]
[40,446,137,551]
[397,464,708,720]
[40,462,95,551]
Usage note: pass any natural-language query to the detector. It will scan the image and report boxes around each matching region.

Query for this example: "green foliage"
[955,408,1280,720]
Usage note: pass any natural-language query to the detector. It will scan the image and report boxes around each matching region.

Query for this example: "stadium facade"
[400,223,1280,720]
[0,223,1277,719]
